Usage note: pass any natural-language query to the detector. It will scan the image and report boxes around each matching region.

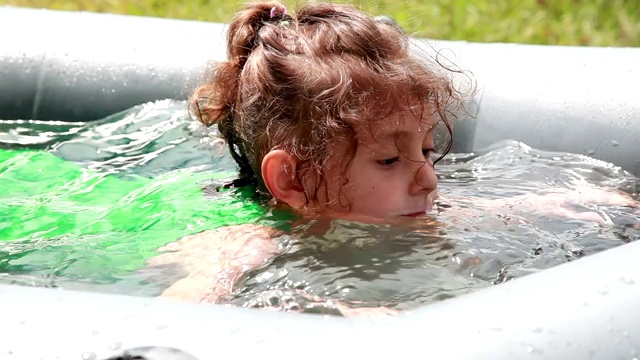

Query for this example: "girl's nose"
[410,161,438,195]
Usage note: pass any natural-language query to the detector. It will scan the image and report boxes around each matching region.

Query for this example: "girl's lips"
[402,212,426,217]
[402,203,436,217]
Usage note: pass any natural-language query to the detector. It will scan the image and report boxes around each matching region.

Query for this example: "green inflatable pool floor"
[0,149,266,278]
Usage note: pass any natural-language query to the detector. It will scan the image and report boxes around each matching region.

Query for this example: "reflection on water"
[1,100,638,313]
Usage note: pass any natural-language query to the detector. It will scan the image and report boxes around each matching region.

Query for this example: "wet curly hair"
[191,1,467,206]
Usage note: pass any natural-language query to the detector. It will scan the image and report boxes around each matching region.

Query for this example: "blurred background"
[1,0,638,46]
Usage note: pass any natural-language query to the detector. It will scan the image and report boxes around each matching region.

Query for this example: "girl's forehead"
[356,112,439,141]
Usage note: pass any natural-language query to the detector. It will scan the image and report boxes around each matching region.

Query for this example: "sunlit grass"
[3,0,639,46]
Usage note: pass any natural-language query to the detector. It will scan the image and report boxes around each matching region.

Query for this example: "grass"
[2,0,639,46]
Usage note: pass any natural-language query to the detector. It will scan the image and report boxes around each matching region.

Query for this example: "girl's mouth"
[402,203,436,217]
[402,212,427,217]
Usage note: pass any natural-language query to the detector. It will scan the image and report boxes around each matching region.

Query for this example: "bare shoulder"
[152,223,278,260]
[147,223,281,303]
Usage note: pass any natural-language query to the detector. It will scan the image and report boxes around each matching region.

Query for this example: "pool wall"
[1,6,640,360]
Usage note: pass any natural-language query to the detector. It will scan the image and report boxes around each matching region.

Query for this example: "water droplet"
[108,342,122,351]
[620,276,635,285]
[612,140,620,147]
[148,65,155,71]
[598,289,609,295]
[529,326,543,333]
[526,346,534,353]
[81,352,96,360]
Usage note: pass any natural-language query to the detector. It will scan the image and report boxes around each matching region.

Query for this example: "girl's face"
[313,111,440,221]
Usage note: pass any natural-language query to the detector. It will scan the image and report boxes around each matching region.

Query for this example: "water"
[1,100,639,314]
[0,100,266,295]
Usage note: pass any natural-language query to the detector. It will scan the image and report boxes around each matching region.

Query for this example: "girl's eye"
[377,157,399,166]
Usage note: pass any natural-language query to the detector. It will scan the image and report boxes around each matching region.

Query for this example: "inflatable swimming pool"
[1,6,639,360]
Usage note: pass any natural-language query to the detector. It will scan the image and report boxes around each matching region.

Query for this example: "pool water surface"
[1,100,638,313]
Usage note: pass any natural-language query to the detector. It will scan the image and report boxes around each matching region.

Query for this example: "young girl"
[148,1,637,315]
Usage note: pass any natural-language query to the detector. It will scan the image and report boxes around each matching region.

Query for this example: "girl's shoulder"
[148,223,281,303]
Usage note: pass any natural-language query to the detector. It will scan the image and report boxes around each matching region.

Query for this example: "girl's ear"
[261,150,307,208]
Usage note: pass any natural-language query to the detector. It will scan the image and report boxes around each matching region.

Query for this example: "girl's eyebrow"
[377,121,441,141]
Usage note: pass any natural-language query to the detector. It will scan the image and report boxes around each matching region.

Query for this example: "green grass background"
[2,0,639,46]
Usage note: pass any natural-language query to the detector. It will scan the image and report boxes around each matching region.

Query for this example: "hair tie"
[269,5,290,27]
[269,5,287,19]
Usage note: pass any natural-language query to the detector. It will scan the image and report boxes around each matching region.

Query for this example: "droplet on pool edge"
[81,352,96,360]
[620,276,635,285]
